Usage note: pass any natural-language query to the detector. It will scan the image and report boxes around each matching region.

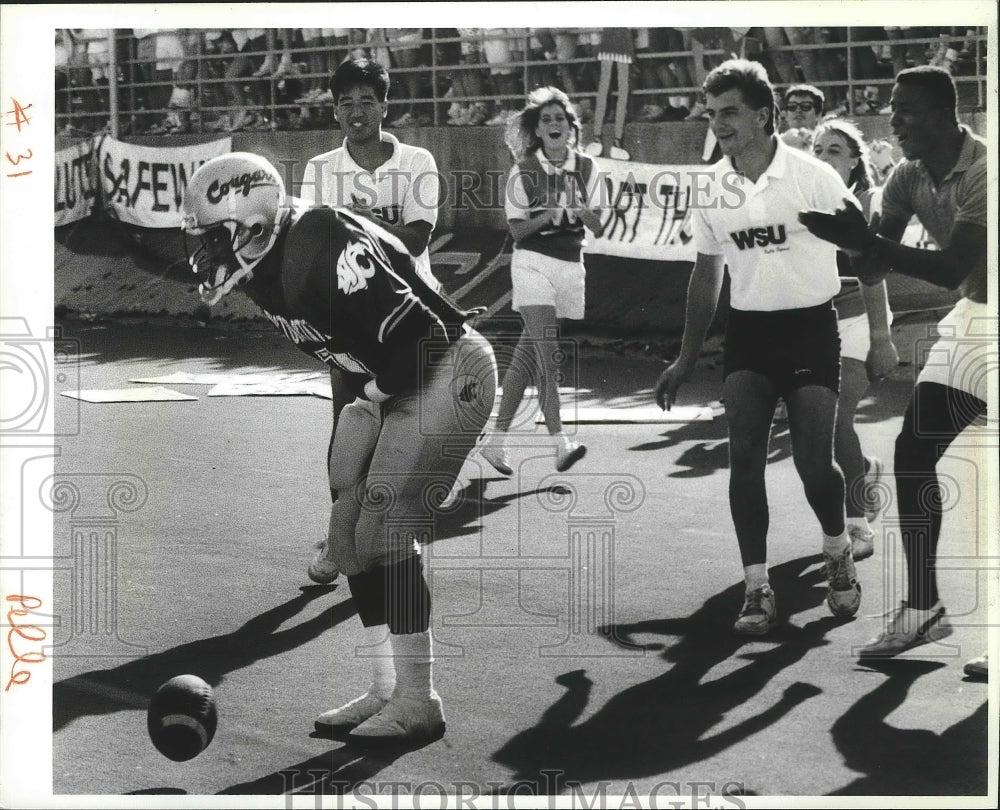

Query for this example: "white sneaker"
[963,652,988,680]
[314,687,389,732]
[584,140,603,157]
[823,546,861,618]
[347,692,445,744]
[863,455,885,522]
[848,525,875,562]
[555,435,586,472]
[439,480,462,509]
[733,584,778,636]
[479,439,513,476]
[307,537,339,585]
[608,144,630,161]
[857,601,953,659]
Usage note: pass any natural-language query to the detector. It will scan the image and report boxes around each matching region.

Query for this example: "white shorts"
[916,298,994,403]
[838,309,894,363]
[511,249,585,320]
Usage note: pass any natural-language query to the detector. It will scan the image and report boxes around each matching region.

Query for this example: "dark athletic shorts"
[724,302,841,397]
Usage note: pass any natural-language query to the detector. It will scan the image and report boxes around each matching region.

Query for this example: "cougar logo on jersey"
[206,170,279,204]
[729,225,788,250]
[337,238,379,295]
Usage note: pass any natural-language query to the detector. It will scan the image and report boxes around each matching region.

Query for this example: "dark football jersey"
[243,205,473,399]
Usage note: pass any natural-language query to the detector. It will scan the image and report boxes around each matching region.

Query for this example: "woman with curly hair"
[480,87,605,477]
[812,118,899,560]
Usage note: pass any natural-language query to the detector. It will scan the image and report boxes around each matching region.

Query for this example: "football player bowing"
[655,60,862,636]
[181,152,497,744]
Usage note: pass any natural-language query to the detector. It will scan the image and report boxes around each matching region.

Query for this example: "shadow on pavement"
[490,555,842,793]
[54,586,354,732]
[830,659,988,796]
[218,742,413,795]
[628,416,794,477]
[433,481,573,543]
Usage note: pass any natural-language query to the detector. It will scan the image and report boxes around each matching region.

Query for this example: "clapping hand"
[798,199,876,253]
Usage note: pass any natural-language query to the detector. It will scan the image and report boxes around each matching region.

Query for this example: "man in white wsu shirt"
[300,57,442,290]
[655,59,862,636]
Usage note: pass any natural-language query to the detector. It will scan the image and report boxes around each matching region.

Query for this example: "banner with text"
[584,159,703,262]
[54,137,99,226]
[98,136,232,228]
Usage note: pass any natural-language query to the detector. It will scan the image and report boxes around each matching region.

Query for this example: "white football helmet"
[180,152,287,305]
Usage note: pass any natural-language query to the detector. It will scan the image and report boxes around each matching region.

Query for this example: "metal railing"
[54,27,988,137]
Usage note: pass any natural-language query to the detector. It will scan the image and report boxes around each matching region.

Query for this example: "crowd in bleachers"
[56,27,988,136]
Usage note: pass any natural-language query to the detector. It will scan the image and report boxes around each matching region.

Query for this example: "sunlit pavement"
[48,313,994,801]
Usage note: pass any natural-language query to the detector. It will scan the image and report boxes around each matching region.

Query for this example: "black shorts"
[724,302,841,397]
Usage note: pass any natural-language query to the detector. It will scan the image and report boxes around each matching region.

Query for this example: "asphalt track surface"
[51,313,994,801]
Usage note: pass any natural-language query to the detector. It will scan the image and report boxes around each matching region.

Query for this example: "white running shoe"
[823,546,861,618]
[608,144,631,161]
[347,692,445,744]
[863,455,885,522]
[479,439,513,476]
[857,601,953,659]
[314,687,389,732]
[439,480,462,509]
[963,652,988,680]
[848,525,875,562]
[733,584,778,636]
[584,140,603,156]
[555,436,586,472]
[307,537,339,585]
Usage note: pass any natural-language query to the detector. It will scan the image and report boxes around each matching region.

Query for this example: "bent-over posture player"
[181,152,497,743]
[655,59,862,635]
[800,66,989,678]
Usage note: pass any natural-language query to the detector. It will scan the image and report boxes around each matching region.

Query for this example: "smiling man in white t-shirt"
[656,59,861,637]
[300,57,442,291]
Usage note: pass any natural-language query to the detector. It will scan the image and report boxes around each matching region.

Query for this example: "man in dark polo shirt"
[800,66,990,679]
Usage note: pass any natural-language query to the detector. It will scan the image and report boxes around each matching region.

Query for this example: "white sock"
[744,564,769,592]
[362,624,395,699]
[823,530,850,557]
[846,518,872,537]
[389,630,434,701]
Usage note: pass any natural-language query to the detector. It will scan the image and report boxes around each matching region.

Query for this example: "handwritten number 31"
[6,595,45,691]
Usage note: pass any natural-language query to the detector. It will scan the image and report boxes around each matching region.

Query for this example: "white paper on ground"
[536,404,716,424]
[60,386,198,403]
[206,381,333,399]
[129,371,325,385]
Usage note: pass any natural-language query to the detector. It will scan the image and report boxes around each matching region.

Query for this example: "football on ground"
[146,674,218,762]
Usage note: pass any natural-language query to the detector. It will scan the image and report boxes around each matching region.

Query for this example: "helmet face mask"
[180,152,287,305]
[183,219,257,305]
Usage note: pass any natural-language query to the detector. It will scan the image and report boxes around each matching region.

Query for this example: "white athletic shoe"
[857,601,953,659]
[314,688,389,732]
[347,692,446,744]
[863,455,885,523]
[584,140,603,157]
[848,524,875,562]
[479,439,513,476]
[733,584,778,636]
[608,144,631,161]
[823,546,861,618]
[555,435,586,472]
[307,537,339,585]
[439,480,462,509]
[963,652,988,680]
